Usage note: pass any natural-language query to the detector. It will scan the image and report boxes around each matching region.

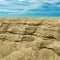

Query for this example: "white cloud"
[19,0,24,2]
[0,0,5,2]
[28,0,39,3]
[45,0,60,3]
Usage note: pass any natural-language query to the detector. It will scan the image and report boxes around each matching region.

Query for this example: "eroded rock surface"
[0,17,60,60]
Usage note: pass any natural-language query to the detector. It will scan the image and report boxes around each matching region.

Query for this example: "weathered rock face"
[0,17,60,60]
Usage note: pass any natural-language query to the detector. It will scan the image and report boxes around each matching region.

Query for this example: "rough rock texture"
[0,17,60,60]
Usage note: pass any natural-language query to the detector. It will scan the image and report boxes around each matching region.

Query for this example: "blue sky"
[0,0,60,17]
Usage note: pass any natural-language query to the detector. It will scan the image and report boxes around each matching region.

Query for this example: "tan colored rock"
[7,24,28,34]
[1,47,37,60]
[24,26,37,35]
[21,35,34,42]
[0,34,21,42]
[0,41,16,59]
[0,23,9,33]
[57,23,60,41]
[0,17,60,60]
[35,25,58,39]
[40,40,60,55]
[37,48,58,60]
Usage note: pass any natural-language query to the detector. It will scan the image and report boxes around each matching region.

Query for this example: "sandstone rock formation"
[0,17,60,60]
